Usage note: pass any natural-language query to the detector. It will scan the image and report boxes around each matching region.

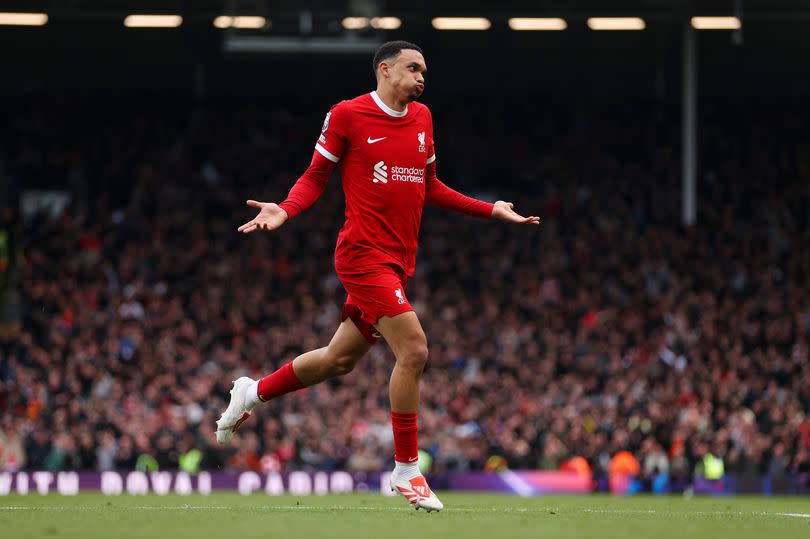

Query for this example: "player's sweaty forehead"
[392,49,427,74]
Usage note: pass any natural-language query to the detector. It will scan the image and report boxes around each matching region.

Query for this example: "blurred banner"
[435,470,592,495]
[1,471,808,496]
[0,471,382,496]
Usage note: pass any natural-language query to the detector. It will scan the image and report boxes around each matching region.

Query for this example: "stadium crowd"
[1,98,809,484]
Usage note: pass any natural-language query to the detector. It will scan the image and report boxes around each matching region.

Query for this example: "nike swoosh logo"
[367,137,386,144]
[371,332,382,338]
[408,457,418,462]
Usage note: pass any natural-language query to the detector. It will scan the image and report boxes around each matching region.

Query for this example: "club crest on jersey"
[395,288,406,304]
[321,111,331,132]
[417,131,426,153]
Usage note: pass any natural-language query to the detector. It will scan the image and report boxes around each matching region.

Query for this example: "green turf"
[2,492,809,539]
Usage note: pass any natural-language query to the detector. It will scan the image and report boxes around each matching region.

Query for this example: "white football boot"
[389,472,444,512]
[215,377,257,444]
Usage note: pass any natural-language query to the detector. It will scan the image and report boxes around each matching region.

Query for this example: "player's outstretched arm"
[238,149,336,234]
[237,200,289,234]
[424,171,540,226]
[491,200,540,225]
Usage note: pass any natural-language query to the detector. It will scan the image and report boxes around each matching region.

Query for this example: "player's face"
[383,49,427,101]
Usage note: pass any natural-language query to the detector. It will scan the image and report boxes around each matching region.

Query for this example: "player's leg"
[375,311,443,512]
[378,311,427,414]
[264,317,372,390]
[215,318,371,444]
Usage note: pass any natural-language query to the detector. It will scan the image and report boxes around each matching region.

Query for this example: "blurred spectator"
[1,99,808,479]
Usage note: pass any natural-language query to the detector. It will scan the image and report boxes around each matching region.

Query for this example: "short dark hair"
[372,40,423,78]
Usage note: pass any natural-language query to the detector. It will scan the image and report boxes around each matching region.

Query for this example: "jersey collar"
[370,91,408,117]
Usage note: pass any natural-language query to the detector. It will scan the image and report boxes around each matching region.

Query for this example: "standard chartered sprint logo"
[372,161,424,185]
[373,161,388,183]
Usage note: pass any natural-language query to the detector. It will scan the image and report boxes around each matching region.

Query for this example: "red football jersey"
[279,91,493,276]
[318,91,435,276]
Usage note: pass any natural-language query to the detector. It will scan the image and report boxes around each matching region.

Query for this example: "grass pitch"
[2,492,810,539]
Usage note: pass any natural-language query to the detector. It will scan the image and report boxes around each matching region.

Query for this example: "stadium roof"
[2,0,809,98]
[3,0,810,21]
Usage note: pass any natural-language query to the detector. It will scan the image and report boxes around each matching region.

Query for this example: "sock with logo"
[245,362,305,408]
[391,411,419,465]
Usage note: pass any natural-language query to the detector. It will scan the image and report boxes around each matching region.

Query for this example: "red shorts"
[337,264,413,345]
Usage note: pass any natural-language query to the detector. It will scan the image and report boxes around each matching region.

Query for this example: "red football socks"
[257,362,306,402]
[391,411,419,463]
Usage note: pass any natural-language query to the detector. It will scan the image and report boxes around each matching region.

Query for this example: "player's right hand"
[237,200,289,233]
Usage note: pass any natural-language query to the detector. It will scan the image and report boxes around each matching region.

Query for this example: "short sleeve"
[315,102,350,163]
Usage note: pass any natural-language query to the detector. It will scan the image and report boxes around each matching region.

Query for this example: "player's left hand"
[491,201,540,225]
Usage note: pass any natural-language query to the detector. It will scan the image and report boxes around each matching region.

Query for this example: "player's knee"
[398,344,429,372]
[332,354,359,376]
